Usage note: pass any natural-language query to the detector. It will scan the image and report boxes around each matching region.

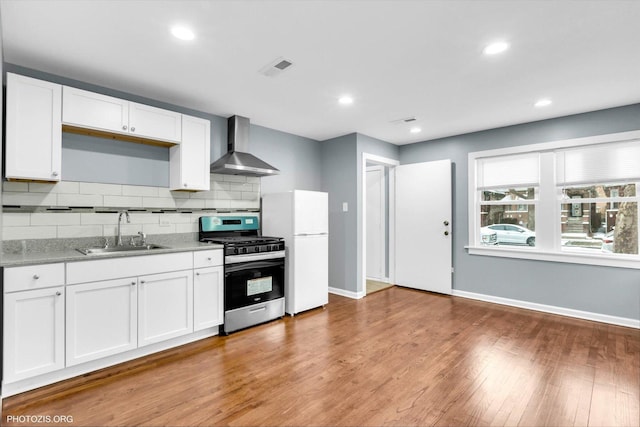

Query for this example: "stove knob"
[234,248,239,255]
[255,246,261,253]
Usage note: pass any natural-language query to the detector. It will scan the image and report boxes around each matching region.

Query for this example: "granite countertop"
[0,234,224,267]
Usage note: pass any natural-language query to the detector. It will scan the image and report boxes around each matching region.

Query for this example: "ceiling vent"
[390,116,417,125]
[259,57,294,77]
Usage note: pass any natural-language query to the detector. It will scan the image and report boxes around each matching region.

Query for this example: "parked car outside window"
[481,224,536,246]
[480,228,498,245]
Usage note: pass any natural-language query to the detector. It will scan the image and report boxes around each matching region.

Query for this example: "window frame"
[467,130,640,270]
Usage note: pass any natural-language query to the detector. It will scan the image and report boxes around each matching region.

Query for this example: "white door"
[62,86,129,134]
[290,235,329,314]
[129,102,182,143]
[170,114,211,191]
[138,270,193,346]
[6,73,62,181]
[66,278,138,366]
[293,191,329,235]
[3,287,65,382]
[366,166,385,280]
[395,159,452,294]
[193,266,224,331]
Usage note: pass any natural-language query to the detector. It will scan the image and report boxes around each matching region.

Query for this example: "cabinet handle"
[207,257,212,261]
[184,183,188,188]
[196,272,200,276]
[140,280,146,284]
[55,291,62,296]
[33,274,40,280]
[444,231,449,236]
[131,281,136,286]
[131,126,136,132]
[122,125,128,131]
[52,171,59,177]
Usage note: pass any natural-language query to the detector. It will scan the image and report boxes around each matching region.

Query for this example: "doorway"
[366,165,392,294]
[362,154,399,297]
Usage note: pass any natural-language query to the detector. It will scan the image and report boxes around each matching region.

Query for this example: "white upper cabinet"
[62,86,129,134]
[129,102,182,144]
[170,114,211,191]
[5,73,62,182]
[62,86,182,145]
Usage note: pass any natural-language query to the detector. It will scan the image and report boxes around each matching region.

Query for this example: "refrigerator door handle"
[296,232,329,236]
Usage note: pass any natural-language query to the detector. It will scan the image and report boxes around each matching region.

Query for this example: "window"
[468,130,640,269]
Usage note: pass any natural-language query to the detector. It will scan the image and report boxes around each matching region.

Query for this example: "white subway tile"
[31,213,81,226]
[143,223,176,234]
[58,194,104,207]
[188,190,215,200]
[229,182,254,192]
[212,181,230,191]
[242,192,259,201]
[2,213,31,226]
[3,226,57,240]
[122,185,159,197]
[103,224,141,238]
[2,181,29,192]
[175,222,198,233]
[81,213,119,225]
[30,181,80,194]
[246,176,260,184]
[205,199,230,209]
[104,195,143,208]
[214,190,242,200]
[158,188,189,199]
[222,175,247,183]
[79,182,122,196]
[160,213,192,224]
[229,200,260,209]
[58,225,103,238]
[176,199,206,209]
[140,197,175,209]
[128,213,160,225]
[2,192,57,206]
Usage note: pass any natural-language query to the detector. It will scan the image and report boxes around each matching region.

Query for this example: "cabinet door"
[62,86,129,134]
[5,73,62,181]
[170,115,211,191]
[194,266,223,331]
[138,270,193,346]
[3,286,65,383]
[129,102,182,144]
[66,278,138,366]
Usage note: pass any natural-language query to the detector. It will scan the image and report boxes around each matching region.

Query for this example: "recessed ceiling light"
[483,41,509,55]
[338,95,354,105]
[534,98,552,107]
[171,26,195,41]
[410,127,422,134]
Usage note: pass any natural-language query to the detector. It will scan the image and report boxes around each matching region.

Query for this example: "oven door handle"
[225,260,284,274]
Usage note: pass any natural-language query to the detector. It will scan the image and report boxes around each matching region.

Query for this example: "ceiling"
[1,0,639,145]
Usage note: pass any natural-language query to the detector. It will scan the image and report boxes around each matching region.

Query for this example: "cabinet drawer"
[66,252,193,284]
[4,263,65,292]
[193,249,223,268]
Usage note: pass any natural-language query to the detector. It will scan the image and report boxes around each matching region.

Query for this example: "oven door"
[224,256,284,311]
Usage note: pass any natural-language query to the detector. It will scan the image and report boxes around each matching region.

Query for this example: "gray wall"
[321,134,358,292]
[399,104,640,320]
[251,124,322,194]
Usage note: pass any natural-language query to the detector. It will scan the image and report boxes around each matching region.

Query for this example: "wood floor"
[3,287,639,427]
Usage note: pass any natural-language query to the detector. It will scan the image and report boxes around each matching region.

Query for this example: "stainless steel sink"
[76,244,167,255]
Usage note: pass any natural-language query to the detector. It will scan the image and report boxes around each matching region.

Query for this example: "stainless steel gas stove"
[199,216,285,334]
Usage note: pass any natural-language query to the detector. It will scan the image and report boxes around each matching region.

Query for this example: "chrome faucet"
[116,211,130,246]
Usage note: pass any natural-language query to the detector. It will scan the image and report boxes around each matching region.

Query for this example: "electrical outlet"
[159,219,171,227]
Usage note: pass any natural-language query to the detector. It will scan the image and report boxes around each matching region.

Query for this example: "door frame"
[361,153,399,297]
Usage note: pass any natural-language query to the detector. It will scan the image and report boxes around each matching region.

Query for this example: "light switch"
[342,202,348,212]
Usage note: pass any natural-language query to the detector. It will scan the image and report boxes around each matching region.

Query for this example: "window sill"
[466,245,640,270]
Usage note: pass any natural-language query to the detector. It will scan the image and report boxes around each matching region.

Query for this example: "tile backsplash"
[1,174,260,241]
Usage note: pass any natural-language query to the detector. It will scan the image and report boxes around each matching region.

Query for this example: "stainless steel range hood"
[210,115,279,177]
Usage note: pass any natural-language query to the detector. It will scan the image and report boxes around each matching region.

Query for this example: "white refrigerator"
[262,190,329,315]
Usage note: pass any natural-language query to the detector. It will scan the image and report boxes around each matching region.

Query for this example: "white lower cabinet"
[138,270,194,346]
[194,266,224,331]
[3,286,65,383]
[66,278,138,366]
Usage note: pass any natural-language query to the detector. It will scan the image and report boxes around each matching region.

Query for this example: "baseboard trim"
[452,290,640,329]
[366,277,391,284]
[329,286,365,300]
